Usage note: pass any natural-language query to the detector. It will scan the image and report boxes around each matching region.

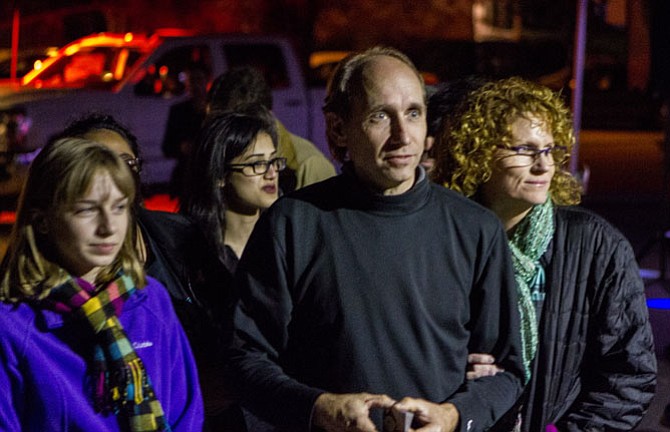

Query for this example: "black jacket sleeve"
[446,222,526,432]
[556,232,657,431]
[226,212,324,431]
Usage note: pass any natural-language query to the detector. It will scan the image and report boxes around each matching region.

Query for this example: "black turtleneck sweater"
[228,169,525,432]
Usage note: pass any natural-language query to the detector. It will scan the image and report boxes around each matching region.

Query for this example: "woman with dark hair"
[179,104,283,431]
[434,77,656,431]
[0,137,203,431]
[181,104,284,271]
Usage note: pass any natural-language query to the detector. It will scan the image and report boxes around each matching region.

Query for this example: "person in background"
[206,66,336,193]
[0,138,203,431]
[55,113,236,431]
[433,77,657,431]
[163,66,210,198]
[424,77,488,173]
[226,46,524,432]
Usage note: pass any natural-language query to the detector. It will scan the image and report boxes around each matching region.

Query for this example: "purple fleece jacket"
[0,276,204,431]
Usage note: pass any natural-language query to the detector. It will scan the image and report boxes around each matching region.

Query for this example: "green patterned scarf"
[48,273,170,431]
[508,198,554,382]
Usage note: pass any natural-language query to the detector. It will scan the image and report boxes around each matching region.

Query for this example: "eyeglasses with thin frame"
[495,145,569,166]
[227,157,287,176]
[119,154,142,174]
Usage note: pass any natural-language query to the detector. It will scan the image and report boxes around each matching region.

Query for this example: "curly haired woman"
[434,77,656,431]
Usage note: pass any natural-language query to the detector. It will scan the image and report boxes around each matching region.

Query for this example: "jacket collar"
[37,285,149,330]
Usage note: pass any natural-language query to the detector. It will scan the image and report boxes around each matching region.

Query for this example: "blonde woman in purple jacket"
[0,138,203,431]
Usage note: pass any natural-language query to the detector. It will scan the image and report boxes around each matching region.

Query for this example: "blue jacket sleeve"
[145,279,205,431]
[0,309,25,431]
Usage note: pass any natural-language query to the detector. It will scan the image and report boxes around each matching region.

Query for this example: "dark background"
[2,3,670,429]
[0,2,665,89]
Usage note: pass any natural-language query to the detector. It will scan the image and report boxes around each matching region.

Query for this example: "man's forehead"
[357,56,425,104]
[362,55,421,82]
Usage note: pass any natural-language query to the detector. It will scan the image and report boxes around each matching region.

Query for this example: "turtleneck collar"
[340,162,430,215]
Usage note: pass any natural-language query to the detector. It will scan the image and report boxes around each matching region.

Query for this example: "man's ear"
[325,112,347,149]
[425,135,435,152]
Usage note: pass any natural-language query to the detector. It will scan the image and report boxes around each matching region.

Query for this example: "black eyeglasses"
[228,157,287,176]
[496,145,569,166]
[119,154,143,174]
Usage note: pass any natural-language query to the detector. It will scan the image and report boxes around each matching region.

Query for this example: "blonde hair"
[433,77,582,206]
[0,138,145,302]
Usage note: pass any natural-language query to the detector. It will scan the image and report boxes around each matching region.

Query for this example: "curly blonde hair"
[432,77,582,206]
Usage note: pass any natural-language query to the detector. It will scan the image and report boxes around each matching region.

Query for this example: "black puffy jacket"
[137,206,233,357]
[519,206,657,431]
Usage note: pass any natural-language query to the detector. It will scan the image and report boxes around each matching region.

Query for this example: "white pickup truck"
[0,30,329,185]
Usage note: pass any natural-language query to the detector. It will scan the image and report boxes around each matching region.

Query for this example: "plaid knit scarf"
[48,273,170,432]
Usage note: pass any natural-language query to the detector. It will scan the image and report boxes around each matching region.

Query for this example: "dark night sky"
[2,0,670,97]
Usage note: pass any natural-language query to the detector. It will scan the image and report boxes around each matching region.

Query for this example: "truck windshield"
[25,46,144,90]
